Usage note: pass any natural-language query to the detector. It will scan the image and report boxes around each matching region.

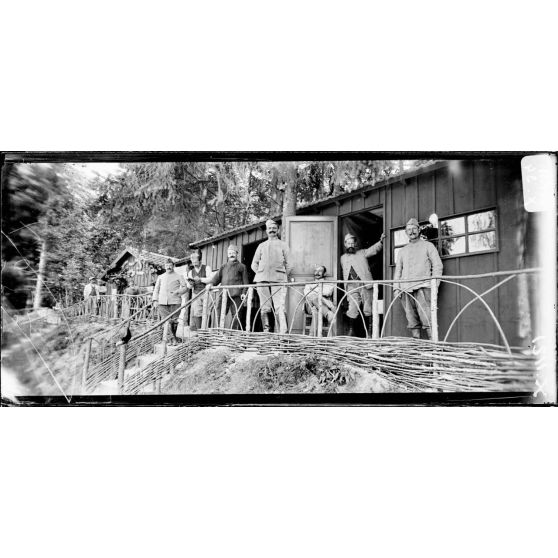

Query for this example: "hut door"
[284,216,338,335]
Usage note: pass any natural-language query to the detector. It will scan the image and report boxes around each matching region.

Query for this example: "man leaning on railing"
[207,244,249,330]
[393,217,443,339]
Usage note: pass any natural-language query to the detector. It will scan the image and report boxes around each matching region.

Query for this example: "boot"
[347,317,356,337]
[261,311,271,333]
[411,328,421,339]
[277,312,288,335]
[425,327,432,340]
[170,321,180,343]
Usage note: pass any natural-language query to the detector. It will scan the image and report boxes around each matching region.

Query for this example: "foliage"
[2,159,436,310]
[257,354,356,390]
[1,163,120,308]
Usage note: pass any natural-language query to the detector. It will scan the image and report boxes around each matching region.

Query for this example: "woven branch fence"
[123,329,537,394]
[84,327,164,392]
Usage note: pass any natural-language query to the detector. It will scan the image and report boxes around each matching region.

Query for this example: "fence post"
[201,288,211,330]
[162,321,169,356]
[317,282,324,337]
[372,283,379,339]
[219,289,228,329]
[122,295,130,319]
[117,343,127,394]
[183,289,191,328]
[430,278,439,342]
[245,287,254,332]
[112,294,119,320]
[81,337,92,393]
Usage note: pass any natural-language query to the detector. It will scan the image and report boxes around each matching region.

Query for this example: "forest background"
[1,159,432,310]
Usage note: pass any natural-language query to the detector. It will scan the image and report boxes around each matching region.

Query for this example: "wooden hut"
[102,247,190,295]
[190,158,542,347]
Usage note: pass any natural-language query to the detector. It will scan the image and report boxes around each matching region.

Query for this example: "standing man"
[394,217,443,339]
[187,249,213,330]
[208,244,249,330]
[251,219,293,333]
[83,276,99,315]
[83,276,98,299]
[340,232,385,336]
[152,259,187,345]
[304,265,336,336]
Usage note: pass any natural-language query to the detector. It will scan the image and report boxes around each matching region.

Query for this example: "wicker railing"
[60,294,154,322]
[77,268,541,394]
[191,268,542,352]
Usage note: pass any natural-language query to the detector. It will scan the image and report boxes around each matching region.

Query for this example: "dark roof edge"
[190,161,449,248]
[102,246,187,278]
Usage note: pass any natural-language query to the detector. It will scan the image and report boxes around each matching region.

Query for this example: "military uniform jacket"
[251,238,293,282]
[152,271,187,305]
[340,241,383,283]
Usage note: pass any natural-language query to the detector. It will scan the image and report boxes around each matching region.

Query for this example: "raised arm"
[363,233,386,257]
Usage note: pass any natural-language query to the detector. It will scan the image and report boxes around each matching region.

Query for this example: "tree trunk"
[331,162,342,196]
[281,162,298,225]
[216,174,226,232]
[282,181,297,222]
[33,239,48,310]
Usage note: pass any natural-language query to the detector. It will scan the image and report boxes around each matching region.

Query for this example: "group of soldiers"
[150,217,443,344]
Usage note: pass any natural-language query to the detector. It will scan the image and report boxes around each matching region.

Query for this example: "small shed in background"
[102,247,190,295]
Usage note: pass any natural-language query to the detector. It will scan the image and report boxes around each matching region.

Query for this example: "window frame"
[389,207,499,266]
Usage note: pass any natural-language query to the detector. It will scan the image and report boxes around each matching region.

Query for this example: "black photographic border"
[1,150,556,407]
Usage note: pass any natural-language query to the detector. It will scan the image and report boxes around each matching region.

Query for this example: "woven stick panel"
[85,328,164,391]
[123,338,204,394]
[124,330,537,394]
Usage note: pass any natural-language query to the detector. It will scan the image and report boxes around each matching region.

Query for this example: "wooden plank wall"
[385,160,528,347]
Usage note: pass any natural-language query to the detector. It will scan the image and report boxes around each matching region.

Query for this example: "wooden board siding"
[340,198,352,216]
[453,160,474,215]
[351,194,364,213]
[417,171,436,222]
[434,166,451,219]
[455,254,497,344]
[383,160,530,347]
[390,178,406,228]
[404,176,419,222]
[473,160,496,208]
